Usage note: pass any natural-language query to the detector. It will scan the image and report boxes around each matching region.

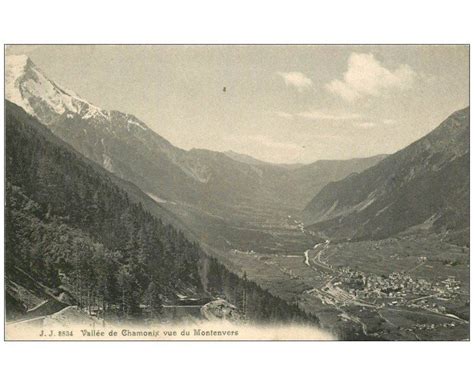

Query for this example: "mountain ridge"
[304,106,470,244]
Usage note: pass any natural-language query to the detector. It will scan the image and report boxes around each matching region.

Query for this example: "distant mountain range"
[6,55,385,249]
[8,54,467,250]
[223,150,304,169]
[304,107,470,245]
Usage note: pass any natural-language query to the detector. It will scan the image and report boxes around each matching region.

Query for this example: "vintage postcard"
[4,45,469,341]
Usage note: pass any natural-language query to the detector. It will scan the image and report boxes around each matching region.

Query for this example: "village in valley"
[225,226,470,340]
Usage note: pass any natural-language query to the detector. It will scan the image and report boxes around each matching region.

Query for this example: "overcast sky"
[6,45,469,164]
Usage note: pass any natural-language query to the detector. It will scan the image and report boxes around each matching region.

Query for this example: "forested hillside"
[5,101,203,319]
[204,258,320,325]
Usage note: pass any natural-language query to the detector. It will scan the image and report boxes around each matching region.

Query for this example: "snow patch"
[304,250,310,266]
[127,118,147,132]
[5,55,34,113]
[357,197,376,211]
[146,192,168,204]
[375,203,393,217]
[180,162,212,183]
[102,154,114,172]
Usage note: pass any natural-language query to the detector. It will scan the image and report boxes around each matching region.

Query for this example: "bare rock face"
[200,299,242,323]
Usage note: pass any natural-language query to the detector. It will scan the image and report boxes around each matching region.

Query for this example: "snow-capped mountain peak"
[5,55,33,112]
[5,55,108,124]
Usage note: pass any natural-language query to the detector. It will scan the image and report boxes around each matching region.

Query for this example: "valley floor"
[212,229,469,341]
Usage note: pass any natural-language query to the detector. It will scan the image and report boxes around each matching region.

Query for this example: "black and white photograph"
[3,44,469,341]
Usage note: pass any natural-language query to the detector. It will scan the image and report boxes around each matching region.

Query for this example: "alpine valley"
[5,54,469,340]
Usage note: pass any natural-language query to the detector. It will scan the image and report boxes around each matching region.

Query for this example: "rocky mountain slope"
[304,107,470,244]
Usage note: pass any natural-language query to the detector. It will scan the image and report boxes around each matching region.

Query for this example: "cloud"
[248,135,301,152]
[356,122,376,129]
[277,71,313,92]
[296,110,361,121]
[326,53,417,101]
[275,111,294,119]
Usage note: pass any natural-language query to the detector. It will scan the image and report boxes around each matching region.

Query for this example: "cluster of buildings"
[335,267,461,312]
